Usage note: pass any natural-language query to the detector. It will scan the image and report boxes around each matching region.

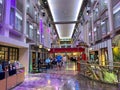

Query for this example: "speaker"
[42,12,45,17]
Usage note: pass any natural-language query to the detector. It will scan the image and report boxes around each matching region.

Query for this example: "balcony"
[99,0,108,14]
[26,2,36,21]
[114,10,120,30]
[101,21,107,37]
[9,7,23,38]
[15,10,22,33]
[93,8,100,22]
[26,23,37,42]
[112,0,120,7]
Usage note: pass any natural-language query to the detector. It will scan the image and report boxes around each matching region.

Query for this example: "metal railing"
[78,61,120,84]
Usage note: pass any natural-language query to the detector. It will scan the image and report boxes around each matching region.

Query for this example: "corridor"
[13,62,119,90]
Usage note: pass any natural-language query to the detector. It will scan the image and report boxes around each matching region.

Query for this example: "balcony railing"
[93,8,99,22]
[77,61,120,84]
[9,6,23,33]
[26,23,38,41]
[99,0,108,13]
[27,3,36,21]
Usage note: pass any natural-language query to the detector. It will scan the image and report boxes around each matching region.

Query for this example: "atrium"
[0,0,120,90]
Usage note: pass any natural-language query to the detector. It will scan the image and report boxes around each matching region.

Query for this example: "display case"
[16,67,25,85]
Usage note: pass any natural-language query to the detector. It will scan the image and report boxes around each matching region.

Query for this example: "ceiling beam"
[49,21,81,24]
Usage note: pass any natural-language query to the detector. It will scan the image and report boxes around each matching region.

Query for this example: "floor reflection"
[13,62,119,90]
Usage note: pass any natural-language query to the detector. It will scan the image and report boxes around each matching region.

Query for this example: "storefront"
[89,40,109,66]
[29,45,49,72]
[89,50,99,63]
[0,45,25,90]
[0,45,19,63]
[100,48,108,65]
[49,48,85,61]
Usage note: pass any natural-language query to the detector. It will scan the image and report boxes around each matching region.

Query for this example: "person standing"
[45,58,51,69]
[62,55,67,67]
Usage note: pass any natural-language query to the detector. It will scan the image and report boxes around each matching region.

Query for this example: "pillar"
[107,0,114,67]
[22,0,27,42]
[19,48,29,75]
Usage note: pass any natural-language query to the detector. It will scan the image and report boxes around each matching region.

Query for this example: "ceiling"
[47,0,83,39]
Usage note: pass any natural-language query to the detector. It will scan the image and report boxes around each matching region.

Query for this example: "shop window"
[9,48,19,63]
[0,46,8,61]
[114,10,120,29]
[0,46,19,64]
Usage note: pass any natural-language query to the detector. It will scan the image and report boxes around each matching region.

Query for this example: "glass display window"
[0,46,19,63]
[0,46,8,61]
[9,48,19,63]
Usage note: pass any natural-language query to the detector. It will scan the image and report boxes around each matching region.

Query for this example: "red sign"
[49,48,85,53]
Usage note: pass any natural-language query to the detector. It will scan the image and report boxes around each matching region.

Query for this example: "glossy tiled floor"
[13,62,119,90]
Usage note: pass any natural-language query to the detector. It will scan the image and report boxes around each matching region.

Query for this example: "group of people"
[38,55,67,71]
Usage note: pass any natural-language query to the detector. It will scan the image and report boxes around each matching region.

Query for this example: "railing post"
[118,67,120,89]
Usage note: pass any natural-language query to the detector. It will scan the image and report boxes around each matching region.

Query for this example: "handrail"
[77,61,120,84]
[77,61,120,68]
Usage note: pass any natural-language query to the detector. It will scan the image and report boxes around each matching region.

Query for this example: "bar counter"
[0,67,25,90]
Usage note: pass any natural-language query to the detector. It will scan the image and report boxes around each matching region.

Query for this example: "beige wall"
[19,48,29,75]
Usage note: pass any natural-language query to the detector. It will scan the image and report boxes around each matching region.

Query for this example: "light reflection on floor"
[13,62,78,90]
[13,61,119,90]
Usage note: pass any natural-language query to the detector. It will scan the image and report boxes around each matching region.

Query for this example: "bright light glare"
[48,0,83,39]
[55,24,75,39]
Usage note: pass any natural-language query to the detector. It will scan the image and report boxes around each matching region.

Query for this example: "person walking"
[56,55,62,70]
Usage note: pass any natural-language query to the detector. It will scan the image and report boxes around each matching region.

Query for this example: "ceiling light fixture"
[48,0,83,39]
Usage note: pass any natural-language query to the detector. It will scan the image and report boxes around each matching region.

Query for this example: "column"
[108,0,114,35]
[4,0,11,37]
[19,48,29,75]
[107,39,113,69]
[22,0,27,42]
[107,0,114,68]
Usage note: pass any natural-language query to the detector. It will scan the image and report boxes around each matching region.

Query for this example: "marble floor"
[13,62,119,90]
